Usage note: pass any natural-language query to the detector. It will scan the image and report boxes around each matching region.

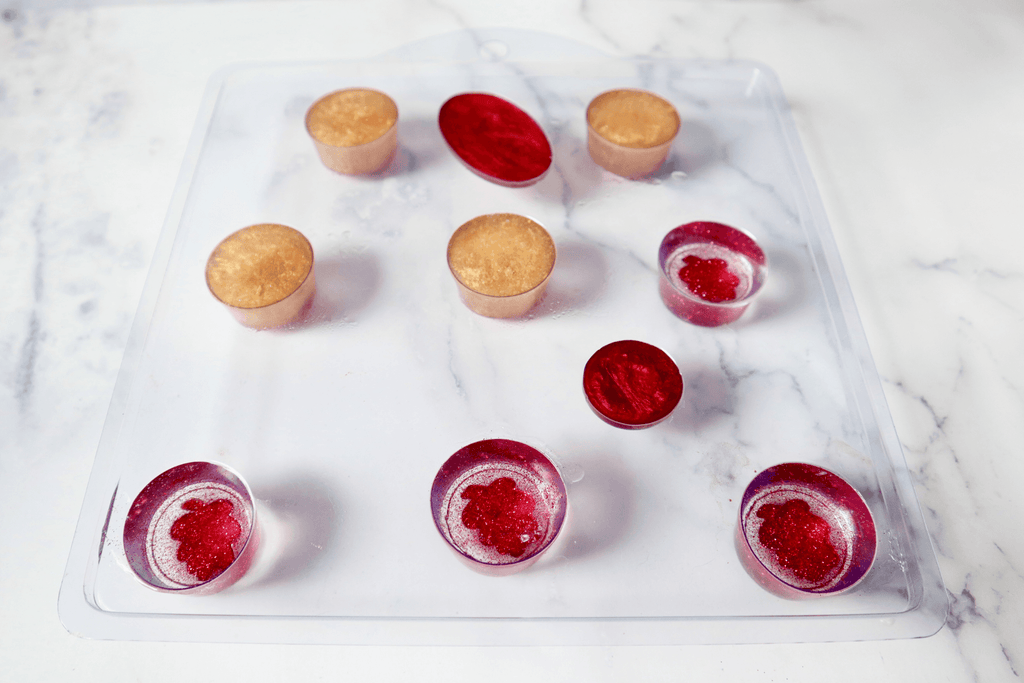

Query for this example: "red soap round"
[583,340,684,429]
[737,462,878,596]
[438,93,552,187]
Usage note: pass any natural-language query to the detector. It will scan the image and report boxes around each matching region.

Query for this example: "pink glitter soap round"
[123,462,258,595]
[430,439,568,576]
[737,462,877,598]
[658,221,768,327]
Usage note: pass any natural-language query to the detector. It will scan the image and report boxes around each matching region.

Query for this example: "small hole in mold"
[479,40,509,61]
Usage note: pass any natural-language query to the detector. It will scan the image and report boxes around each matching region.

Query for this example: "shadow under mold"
[553,117,721,206]
[530,239,609,319]
[301,249,383,327]
[660,119,721,179]
[549,453,636,565]
[662,361,735,435]
[241,476,340,590]
[377,117,450,178]
[742,246,806,325]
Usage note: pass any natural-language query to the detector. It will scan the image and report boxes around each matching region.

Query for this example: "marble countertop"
[2,0,1022,680]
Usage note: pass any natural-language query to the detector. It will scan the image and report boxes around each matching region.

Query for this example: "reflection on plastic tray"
[59,30,946,645]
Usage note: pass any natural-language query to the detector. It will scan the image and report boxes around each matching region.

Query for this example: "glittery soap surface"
[206,223,313,309]
[587,90,680,148]
[447,214,556,297]
[306,89,398,147]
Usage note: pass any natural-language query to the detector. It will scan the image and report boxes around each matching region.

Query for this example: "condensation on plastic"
[58,29,946,645]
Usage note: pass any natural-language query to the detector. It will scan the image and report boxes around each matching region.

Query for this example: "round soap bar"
[582,339,684,429]
[430,439,568,576]
[205,223,315,329]
[305,88,399,175]
[123,461,259,595]
[447,213,556,318]
[439,93,552,187]
[657,221,768,327]
[737,462,878,598]
[586,89,680,178]
[587,89,680,148]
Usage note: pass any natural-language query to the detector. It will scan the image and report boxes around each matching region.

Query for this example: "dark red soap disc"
[438,93,552,187]
[583,340,684,429]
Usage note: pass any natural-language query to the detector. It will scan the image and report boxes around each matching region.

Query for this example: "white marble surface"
[1,0,1022,680]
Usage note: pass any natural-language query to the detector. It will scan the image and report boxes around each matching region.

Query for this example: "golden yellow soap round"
[447,214,556,298]
[306,88,398,148]
[206,223,314,310]
[587,89,680,149]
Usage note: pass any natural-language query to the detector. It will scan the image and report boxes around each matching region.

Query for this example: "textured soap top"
[306,89,398,147]
[448,214,556,297]
[587,89,680,149]
[206,223,313,309]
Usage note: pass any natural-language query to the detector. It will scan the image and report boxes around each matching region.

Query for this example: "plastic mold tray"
[59,30,946,645]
